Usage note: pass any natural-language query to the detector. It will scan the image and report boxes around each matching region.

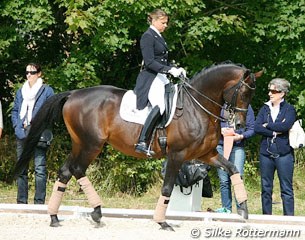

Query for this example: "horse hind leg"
[76,176,102,223]
[48,161,73,227]
[48,151,103,227]
[70,151,103,224]
[212,153,248,219]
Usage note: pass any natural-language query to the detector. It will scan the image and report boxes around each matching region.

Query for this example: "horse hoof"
[158,222,175,231]
[50,215,61,227]
[237,201,249,219]
[90,206,102,223]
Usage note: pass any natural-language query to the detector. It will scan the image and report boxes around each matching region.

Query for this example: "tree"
[1,0,305,190]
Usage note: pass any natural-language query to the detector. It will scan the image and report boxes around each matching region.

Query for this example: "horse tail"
[14,91,71,177]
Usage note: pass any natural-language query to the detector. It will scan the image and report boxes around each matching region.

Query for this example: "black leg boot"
[135,106,161,156]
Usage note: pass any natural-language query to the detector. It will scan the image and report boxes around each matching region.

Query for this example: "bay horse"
[15,62,262,231]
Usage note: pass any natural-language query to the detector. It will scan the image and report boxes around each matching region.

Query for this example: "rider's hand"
[168,67,186,78]
[179,67,187,78]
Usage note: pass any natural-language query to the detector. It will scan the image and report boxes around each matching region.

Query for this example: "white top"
[150,25,162,37]
[266,100,283,122]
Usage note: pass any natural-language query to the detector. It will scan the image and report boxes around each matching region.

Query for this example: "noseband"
[180,70,256,123]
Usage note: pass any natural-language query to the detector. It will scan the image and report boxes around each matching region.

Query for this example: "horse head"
[223,66,263,128]
[181,63,263,129]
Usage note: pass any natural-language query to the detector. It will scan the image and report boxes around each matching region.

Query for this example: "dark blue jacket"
[134,27,172,110]
[254,100,296,157]
[218,105,255,147]
[11,84,54,140]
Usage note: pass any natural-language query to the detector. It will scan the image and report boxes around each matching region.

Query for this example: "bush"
[3,128,305,197]
[87,145,164,196]
[1,125,163,196]
[0,135,16,183]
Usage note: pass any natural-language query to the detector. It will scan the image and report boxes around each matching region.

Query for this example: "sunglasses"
[268,89,282,94]
[25,71,38,75]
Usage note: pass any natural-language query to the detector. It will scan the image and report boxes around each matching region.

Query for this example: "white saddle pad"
[119,85,178,127]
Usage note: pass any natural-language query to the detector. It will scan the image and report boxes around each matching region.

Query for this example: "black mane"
[190,60,246,83]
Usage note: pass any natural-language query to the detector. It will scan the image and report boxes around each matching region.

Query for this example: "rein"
[178,70,255,122]
[181,82,228,122]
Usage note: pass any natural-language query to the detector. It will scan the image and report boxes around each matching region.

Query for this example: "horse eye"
[240,89,249,101]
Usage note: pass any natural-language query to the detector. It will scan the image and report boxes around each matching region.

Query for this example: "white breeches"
[148,73,169,115]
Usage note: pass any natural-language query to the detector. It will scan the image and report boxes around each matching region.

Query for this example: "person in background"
[255,78,296,216]
[134,9,186,156]
[216,104,255,213]
[0,100,3,138]
[11,63,54,204]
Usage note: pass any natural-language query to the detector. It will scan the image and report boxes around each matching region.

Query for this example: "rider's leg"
[135,74,168,156]
[135,106,161,156]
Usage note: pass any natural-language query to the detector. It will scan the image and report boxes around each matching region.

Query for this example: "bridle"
[223,70,256,113]
[179,70,256,123]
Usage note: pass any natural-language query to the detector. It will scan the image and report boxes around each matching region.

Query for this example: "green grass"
[1,166,305,216]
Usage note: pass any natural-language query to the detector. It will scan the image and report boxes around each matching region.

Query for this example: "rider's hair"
[147,9,169,25]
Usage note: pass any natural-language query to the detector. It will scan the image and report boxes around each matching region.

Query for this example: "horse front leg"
[153,156,183,231]
[212,153,248,219]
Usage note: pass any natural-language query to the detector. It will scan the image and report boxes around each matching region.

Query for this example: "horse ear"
[254,69,264,78]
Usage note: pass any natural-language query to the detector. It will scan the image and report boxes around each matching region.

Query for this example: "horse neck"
[188,66,243,109]
[190,75,225,104]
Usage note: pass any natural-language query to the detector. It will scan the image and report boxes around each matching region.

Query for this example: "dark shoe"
[135,142,155,157]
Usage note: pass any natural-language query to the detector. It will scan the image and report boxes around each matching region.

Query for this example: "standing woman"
[134,9,186,156]
[254,78,296,215]
[216,104,255,213]
[11,63,54,204]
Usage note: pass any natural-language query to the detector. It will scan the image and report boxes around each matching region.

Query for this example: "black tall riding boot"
[135,106,161,156]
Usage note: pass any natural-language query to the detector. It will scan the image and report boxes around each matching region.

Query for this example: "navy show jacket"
[134,27,172,110]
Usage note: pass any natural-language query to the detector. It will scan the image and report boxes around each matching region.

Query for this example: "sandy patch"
[1,213,305,240]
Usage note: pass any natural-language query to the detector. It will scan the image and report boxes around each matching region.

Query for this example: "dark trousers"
[259,153,294,216]
[16,139,47,204]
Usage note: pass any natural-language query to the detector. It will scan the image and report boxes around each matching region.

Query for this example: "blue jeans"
[259,153,294,215]
[216,145,245,211]
[16,139,47,204]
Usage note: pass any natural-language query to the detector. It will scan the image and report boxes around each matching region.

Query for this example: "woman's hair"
[27,63,42,73]
[268,78,290,93]
[147,9,168,24]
